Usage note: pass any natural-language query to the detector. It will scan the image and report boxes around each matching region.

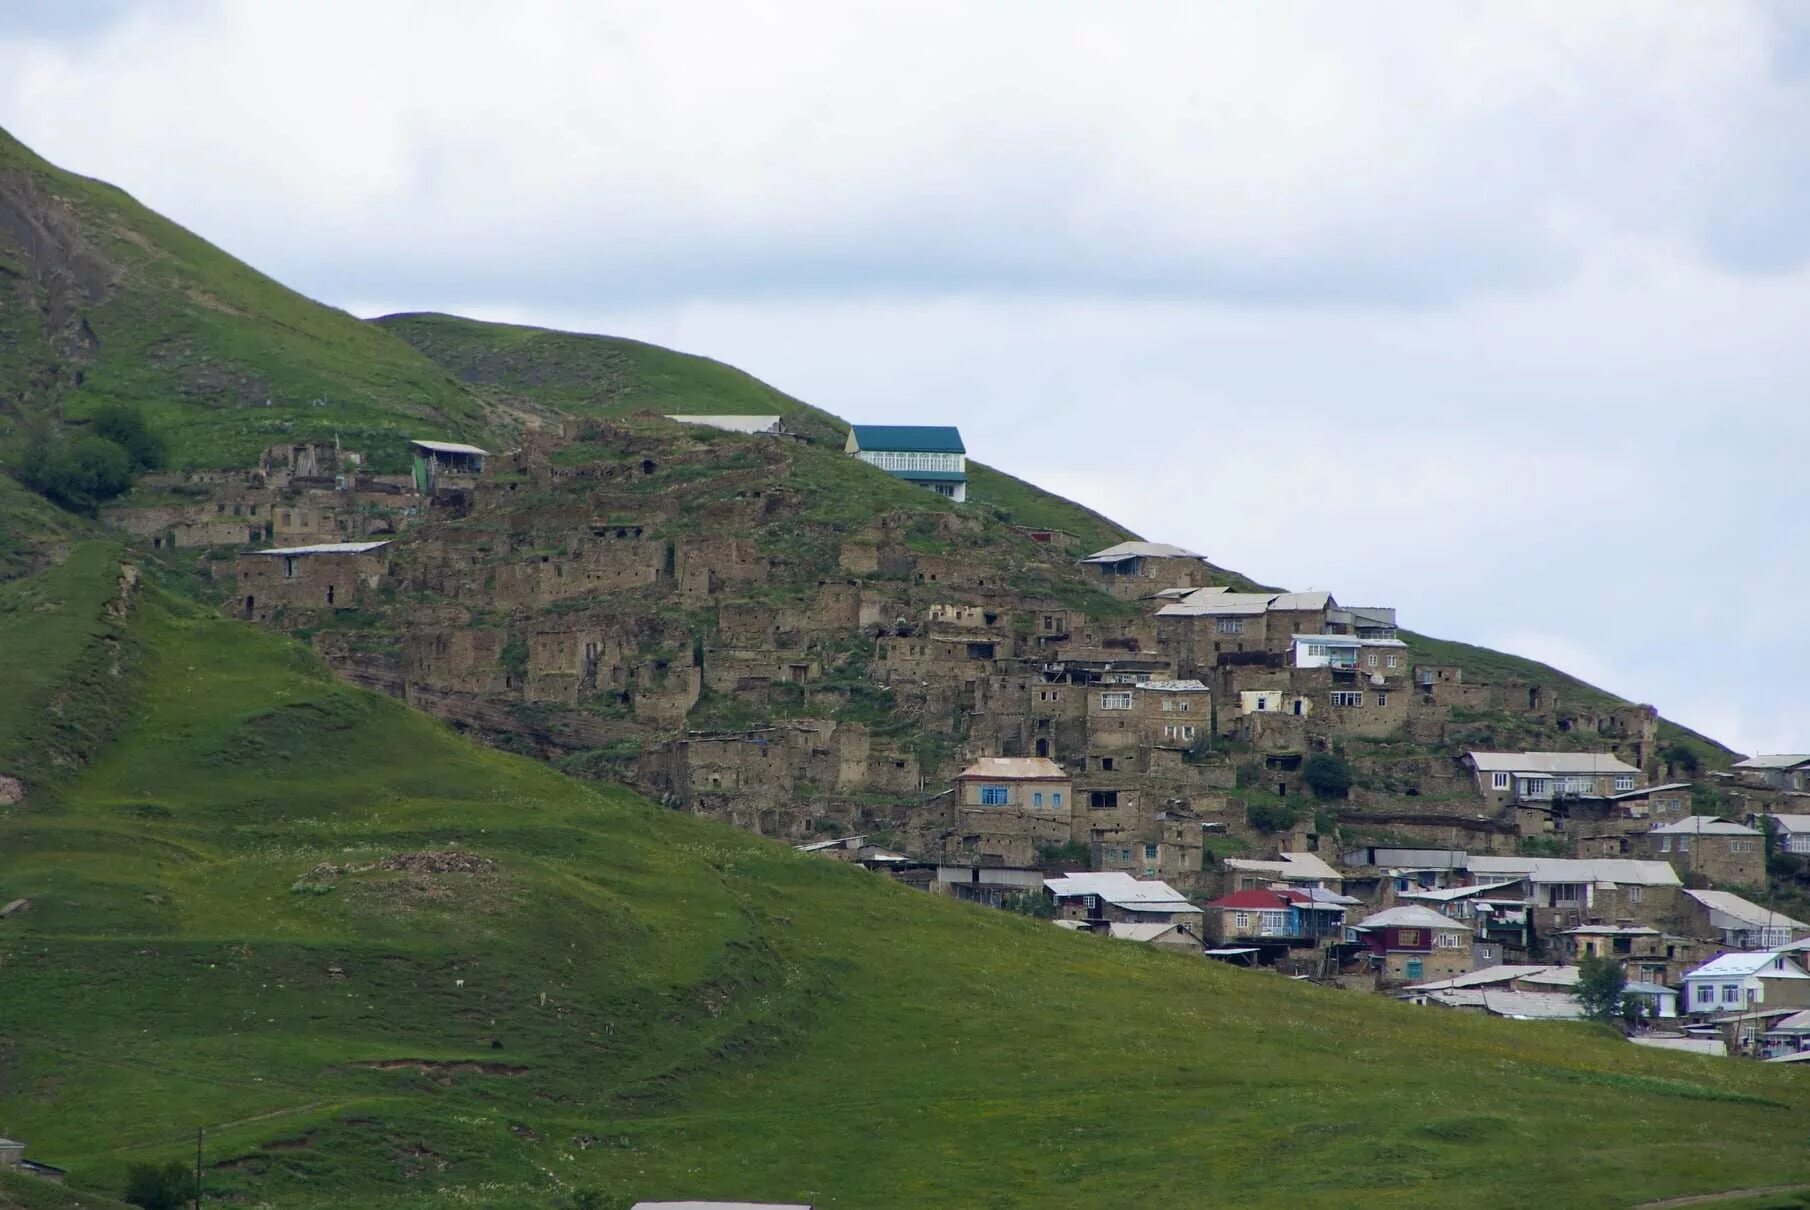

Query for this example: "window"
[1234,912,1250,928]
[1678,837,1690,852]
[1614,775,1635,791]
[1330,692,1363,708]
[1628,886,1642,904]
[1434,931,1464,950]
[1397,929,1421,946]
[1089,790,1119,810]
[1145,844,1159,860]
[1375,693,1388,708]
[1032,792,1044,808]
[1722,984,1742,1004]
[1659,837,1672,853]
[1100,692,1133,710]
[1731,839,1756,853]
[1386,654,1400,669]
[1696,984,1714,1005]
[1492,772,1511,790]
[1164,725,1196,742]
[1051,792,1062,806]
[1100,757,1116,772]
[1365,652,1379,668]
[979,785,1009,806]
[1216,618,1243,635]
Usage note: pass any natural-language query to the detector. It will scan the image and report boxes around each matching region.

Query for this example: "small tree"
[123,1159,192,1210]
[1302,753,1352,800]
[90,403,164,470]
[1576,953,1626,1025]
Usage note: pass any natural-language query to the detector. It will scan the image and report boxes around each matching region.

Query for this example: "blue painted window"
[979,785,1008,806]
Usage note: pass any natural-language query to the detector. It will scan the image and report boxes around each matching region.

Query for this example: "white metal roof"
[250,541,390,557]
[1399,881,1526,903]
[1684,951,1810,980]
[410,439,490,456]
[1405,964,1552,992]
[1157,590,1274,617]
[1080,541,1206,563]
[1467,856,1681,886]
[1466,751,1642,776]
[1732,754,1810,770]
[1769,814,1810,835]
[1517,966,1582,988]
[1136,679,1210,693]
[1478,990,1585,1020]
[1682,889,1810,930]
[1107,921,1187,942]
[1647,816,1761,836]
[663,414,782,434]
[956,757,1067,781]
[1043,872,1198,911]
[1766,1009,1810,1033]
[1352,905,1467,931]
[1224,852,1341,882]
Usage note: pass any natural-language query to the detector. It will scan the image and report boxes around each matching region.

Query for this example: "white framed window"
[1492,772,1510,790]
[1099,692,1133,710]
[1365,652,1379,668]
[1386,654,1400,669]
[1216,618,1243,634]
[1614,775,1635,791]
[1695,984,1714,1005]
[1234,911,1249,928]
[1376,692,1388,707]
[1659,837,1671,853]
[1722,984,1742,1004]
[1330,691,1363,708]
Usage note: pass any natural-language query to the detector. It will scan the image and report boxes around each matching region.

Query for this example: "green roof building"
[844,425,968,501]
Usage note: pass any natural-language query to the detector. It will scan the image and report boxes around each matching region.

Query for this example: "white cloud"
[5,2,1810,753]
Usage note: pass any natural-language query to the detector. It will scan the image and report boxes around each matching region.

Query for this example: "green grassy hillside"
[0,129,490,470]
[0,542,1802,1208]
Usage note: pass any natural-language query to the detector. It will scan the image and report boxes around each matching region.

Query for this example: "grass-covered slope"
[377,311,1135,553]
[0,128,490,470]
[0,545,1804,1208]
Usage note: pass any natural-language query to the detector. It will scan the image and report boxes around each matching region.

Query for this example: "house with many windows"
[1682,890,1810,951]
[1730,754,1810,792]
[1768,815,1810,855]
[1078,541,1213,599]
[1682,951,1810,1016]
[1350,905,1475,984]
[844,424,967,500]
[1464,752,1644,808]
[950,757,1074,867]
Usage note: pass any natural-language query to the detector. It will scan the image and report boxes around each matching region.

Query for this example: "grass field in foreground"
[0,543,1806,1209]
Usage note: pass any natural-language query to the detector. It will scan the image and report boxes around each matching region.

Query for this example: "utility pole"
[194,1126,202,1209]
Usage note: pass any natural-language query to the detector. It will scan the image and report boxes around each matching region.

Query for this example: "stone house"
[1464,855,1684,936]
[1078,541,1213,600]
[1681,890,1810,950]
[1289,633,1407,676]
[410,439,488,493]
[1730,754,1810,792]
[234,540,391,622]
[1351,904,1476,984]
[1559,925,1706,985]
[1222,851,1342,893]
[951,757,1074,866]
[1464,751,1643,810]
[1634,817,1765,888]
[1154,588,1336,669]
[845,424,967,501]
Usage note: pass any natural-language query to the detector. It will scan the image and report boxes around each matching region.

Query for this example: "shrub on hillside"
[1247,801,1300,834]
[1302,753,1353,799]
[123,1159,193,1210]
[20,431,133,513]
[91,402,165,470]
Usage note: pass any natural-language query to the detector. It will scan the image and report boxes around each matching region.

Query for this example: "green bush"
[91,403,165,470]
[1248,801,1301,834]
[1302,753,1353,799]
[123,1159,193,1210]
[21,432,133,513]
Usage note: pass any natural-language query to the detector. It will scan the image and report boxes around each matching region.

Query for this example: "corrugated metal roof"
[1466,751,1642,776]
[410,439,489,456]
[889,469,968,482]
[1647,816,1760,836]
[1405,965,1552,991]
[1352,905,1467,930]
[1108,921,1187,942]
[955,757,1067,781]
[1683,889,1810,930]
[250,541,390,557]
[1771,814,1810,834]
[1223,852,1341,881]
[1478,991,1585,1020]
[1468,856,1681,886]
[847,424,965,453]
[1080,541,1206,564]
[1731,754,1810,770]
[1399,881,1525,903]
[1208,890,1292,910]
[1136,679,1210,693]
[1686,952,1810,979]
[1517,966,1582,987]
[1043,872,1198,911]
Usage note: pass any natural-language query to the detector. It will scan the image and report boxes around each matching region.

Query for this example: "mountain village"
[83,414,1810,1067]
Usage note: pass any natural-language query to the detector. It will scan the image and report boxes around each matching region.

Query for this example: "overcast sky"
[4,2,1807,754]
